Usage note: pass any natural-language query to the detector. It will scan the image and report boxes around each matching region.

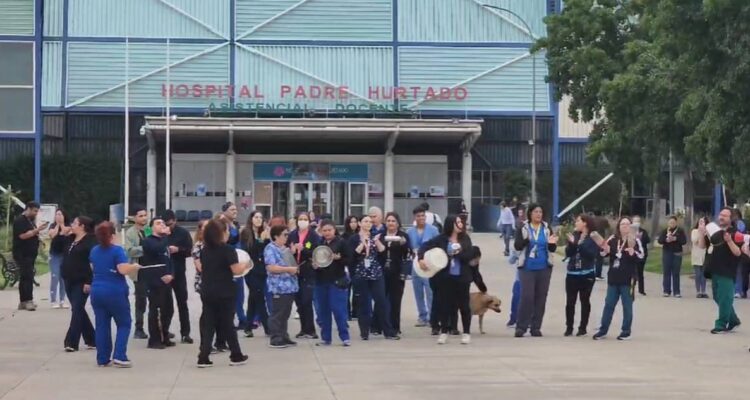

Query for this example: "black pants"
[134,279,148,331]
[244,274,269,333]
[15,254,36,303]
[595,255,604,279]
[147,284,174,346]
[349,282,360,319]
[172,268,190,337]
[436,277,471,334]
[64,281,95,349]
[635,260,646,294]
[565,275,595,330]
[295,277,316,336]
[199,293,242,360]
[384,274,405,334]
[429,278,439,330]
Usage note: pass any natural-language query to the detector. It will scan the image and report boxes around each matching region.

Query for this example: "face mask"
[298,221,310,230]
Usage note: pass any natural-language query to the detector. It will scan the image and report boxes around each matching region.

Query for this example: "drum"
[312,246,334,268]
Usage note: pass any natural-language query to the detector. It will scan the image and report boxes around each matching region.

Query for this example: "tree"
[536,0,705,235]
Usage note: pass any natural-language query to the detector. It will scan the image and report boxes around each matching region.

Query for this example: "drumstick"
[138,264,166,269]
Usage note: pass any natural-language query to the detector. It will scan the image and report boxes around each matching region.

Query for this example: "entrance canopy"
[142,117,482,150]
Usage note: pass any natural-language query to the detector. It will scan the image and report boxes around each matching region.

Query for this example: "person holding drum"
[379,212,411,335]
[287,212,321,339]
[418,215,476,345]
[312,220,352,346]
[350,215,400,341]
[196,218,250,367]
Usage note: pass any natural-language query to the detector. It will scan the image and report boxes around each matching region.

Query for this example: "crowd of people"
[10,198,750,368]
[497,201,748,341]
[12,200,492,367]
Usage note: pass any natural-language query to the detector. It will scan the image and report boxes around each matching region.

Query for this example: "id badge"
[364,259,371,268]
[529,245,538,259]
[575,255,582,269]
[612,257,621,269]
[707,245,714,255]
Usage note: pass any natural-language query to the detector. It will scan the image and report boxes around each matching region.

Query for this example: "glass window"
[0,88,33,131]
[0,42,33,86]
[0,42,34,133]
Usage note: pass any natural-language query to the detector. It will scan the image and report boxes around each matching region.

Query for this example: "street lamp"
[482,4,537,203]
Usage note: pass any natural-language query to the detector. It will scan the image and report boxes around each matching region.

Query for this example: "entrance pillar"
[146,149,157,215]
[226,151,236,204]
[384,151,394,212]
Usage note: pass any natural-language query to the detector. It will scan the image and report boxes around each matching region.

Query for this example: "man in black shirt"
[704,207,743,334]
[12,201,47,311]
[140,217,176,349]
[163,210,194,344]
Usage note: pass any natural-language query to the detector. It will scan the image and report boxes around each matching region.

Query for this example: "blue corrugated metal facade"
[1,0,591,216]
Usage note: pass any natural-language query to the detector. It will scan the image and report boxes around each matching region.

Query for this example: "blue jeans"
[598,285,633,335]
[313,283,350,343]
[354,276,395,338]
[411,274,432,323]
[662,252,682,295]
[91,287,132,365]
[694,265,707,294]
[501,224,514,253]
[234,278,247,326]
[49,253,66,303]
[64,282,96,350]
[509,279,521,324]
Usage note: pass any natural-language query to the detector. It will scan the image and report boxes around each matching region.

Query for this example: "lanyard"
[615,239,626,257]
[528,224,542,243]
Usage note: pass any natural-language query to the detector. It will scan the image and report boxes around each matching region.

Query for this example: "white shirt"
[498,207,515,226]
[691,229,706,267]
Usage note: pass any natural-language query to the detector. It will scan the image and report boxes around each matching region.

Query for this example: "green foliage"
[0,154,121,221]
[538,0,750,198]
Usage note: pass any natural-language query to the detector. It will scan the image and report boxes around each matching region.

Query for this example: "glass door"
[292,182,310,217]
[349,182,367,217]
[332,182,347,224]
[311,182,330,217]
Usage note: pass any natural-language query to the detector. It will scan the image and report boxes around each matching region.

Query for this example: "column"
[226,151,236,204]
[462,150,472,224]
[384,151,394,212]
[146,149,157,215]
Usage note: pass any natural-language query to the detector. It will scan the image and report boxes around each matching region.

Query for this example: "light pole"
[482,4,537,203]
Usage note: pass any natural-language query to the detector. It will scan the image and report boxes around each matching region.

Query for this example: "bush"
[0,154,121,222]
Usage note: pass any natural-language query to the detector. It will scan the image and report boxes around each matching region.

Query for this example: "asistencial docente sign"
[160,83,470,112]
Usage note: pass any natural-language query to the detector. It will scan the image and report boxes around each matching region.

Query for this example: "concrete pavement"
[0,233,747,400]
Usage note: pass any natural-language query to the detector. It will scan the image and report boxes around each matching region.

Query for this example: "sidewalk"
[0,233,747,400]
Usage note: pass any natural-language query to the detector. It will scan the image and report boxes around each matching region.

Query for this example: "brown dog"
[470,292,502,334]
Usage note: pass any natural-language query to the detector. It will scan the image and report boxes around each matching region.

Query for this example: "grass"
[644,247,694,275]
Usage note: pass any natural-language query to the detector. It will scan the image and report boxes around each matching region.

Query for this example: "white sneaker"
[61,302,69,309]
[113,359,132,368]
[52,303,61,309]
[437,333,448,345]
[461,334,471,345]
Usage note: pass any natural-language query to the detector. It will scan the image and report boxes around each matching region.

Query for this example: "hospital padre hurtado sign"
[160,83,470,112]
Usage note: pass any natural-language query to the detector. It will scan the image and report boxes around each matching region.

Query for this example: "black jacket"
[418,234,476,284]
[287,229,321,280]
[657,227,687,254]
[381,231,411,279]
[61,234,96,286]
[167,224,193,274]
[565,232,600,273]
[315,236,351,284]
[140,235,174,288]
[603,237,644,286]
[637,228,651,259]
[241,234,269,279]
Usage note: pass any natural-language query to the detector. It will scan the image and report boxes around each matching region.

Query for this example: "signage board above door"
[255,162,368,182]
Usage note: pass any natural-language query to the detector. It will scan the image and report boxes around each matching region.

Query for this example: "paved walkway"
[0,234,747,400]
